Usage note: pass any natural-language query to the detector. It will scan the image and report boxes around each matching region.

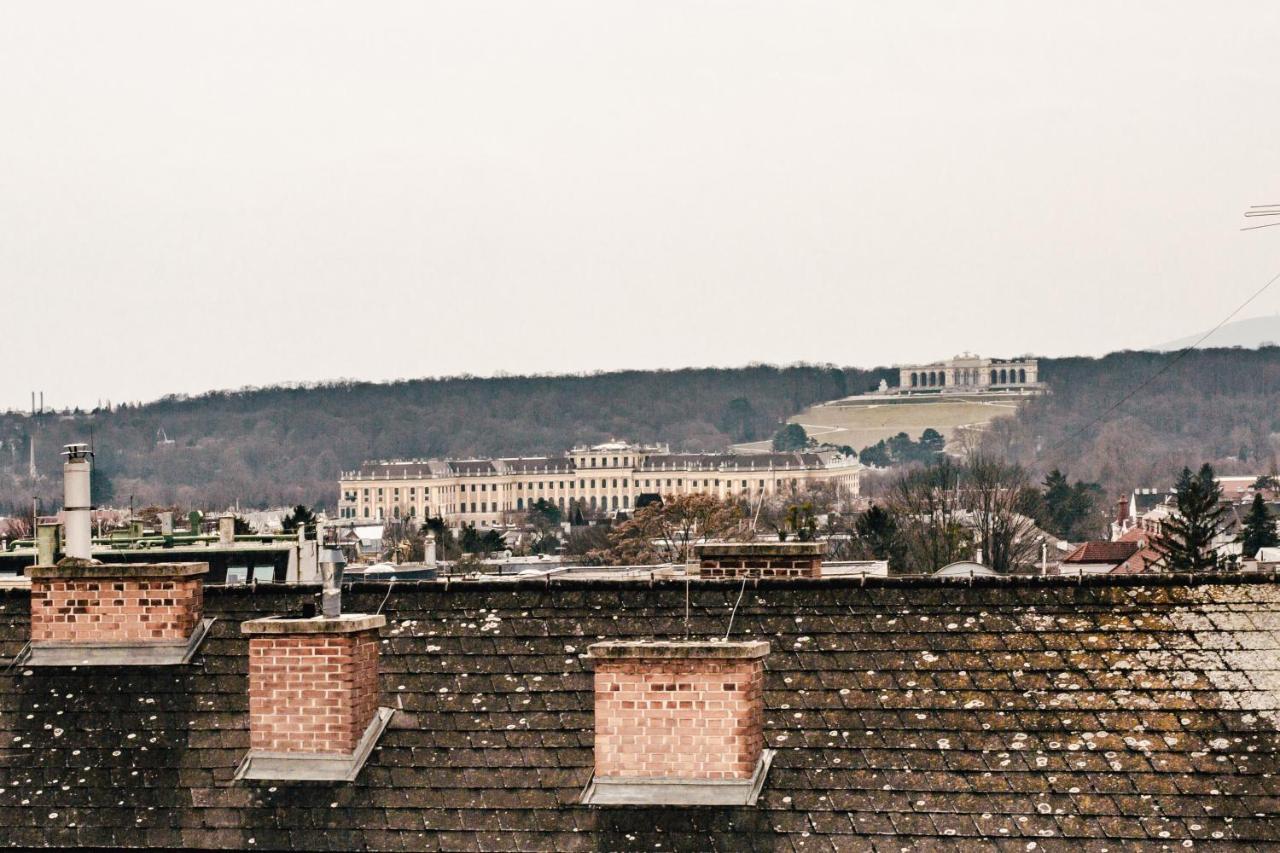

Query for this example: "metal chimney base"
[21,618,215,667]
[581,749,775,806]
[234,707,395,783]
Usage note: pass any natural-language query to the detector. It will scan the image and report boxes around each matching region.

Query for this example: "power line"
[1045,262,1280,456]
[1242,203,1280,230]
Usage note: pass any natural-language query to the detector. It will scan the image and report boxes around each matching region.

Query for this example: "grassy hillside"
[2,347,1277,514]
[733,395,1028,454]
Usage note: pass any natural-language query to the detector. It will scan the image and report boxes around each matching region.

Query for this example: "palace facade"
[338,441,860,527]
[897,353,1041,392]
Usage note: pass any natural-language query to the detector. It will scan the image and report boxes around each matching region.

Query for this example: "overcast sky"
[3,2,1279,412]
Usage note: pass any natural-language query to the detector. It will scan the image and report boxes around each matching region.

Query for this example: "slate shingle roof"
[2,574,1280,850]
[640,452,827,471]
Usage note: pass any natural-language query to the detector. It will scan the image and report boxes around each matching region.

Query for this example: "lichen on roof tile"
[1,575,1280,848]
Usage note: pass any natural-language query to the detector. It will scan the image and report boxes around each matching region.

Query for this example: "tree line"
[3,346,1279,515]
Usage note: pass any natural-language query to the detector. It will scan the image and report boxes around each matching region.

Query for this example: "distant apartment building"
[897,353,1041,393]
[338,441,861,527]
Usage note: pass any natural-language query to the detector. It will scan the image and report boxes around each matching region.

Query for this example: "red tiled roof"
[1113,545,1161,574]
[1062,541,1140,564]
[1115,526,1151,545]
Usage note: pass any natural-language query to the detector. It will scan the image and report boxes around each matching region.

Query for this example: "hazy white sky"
[3,1,1279,411]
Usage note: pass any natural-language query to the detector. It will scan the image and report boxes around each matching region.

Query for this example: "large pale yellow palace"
[338,441,861,527]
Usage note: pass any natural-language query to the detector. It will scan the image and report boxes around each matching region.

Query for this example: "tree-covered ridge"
[984,347,1280,495]
[0,364,877,512]
[2,346,1278,514]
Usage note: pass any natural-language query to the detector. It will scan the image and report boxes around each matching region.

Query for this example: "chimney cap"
[26,560,208,580]
[62,443,92,459]
[587,640,769,661]
[241,613,386,635]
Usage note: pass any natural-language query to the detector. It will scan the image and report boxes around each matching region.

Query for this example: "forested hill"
[0,365,877,512]
[2,348,1277,514]
[988,347,1280,496]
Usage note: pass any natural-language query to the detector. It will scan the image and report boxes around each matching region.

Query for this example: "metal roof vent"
[60,443,93,561]
[319,549,347,618]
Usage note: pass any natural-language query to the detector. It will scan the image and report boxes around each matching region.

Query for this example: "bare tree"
[963,453,1040,574]
[605,493,741,564]
[889,457,969,573]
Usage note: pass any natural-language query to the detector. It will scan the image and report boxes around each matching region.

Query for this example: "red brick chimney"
[236,614,391,781]
[25,560,210,666]
[583,640,772,805]
[694,541,825,578]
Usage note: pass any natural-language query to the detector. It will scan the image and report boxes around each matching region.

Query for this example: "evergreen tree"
[1240,493,1279,557]
[526,498,563,532]
[281,504,317,538]
[854,504,906,570]
[771,423,809,452]
[918,428,945,455]
[1036,469,1104,541]
[857,441,891,467]
[1151,464,1228,571]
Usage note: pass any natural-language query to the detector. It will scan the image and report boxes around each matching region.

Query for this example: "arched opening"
[990,369,997,384]
[1018,368,1026,383]
[910,372,918,387]
[938,373,946,387]
[999,369,1008,384]
[928,371,936,386]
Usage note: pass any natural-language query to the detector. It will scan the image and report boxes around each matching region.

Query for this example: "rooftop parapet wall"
[694,541,825,579]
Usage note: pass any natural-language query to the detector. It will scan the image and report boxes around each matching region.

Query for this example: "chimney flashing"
[235,707,395,783]
[20,618,216,668]
[582,748,776,807]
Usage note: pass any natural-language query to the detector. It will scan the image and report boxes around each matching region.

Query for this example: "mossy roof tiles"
[0,574,1278,849]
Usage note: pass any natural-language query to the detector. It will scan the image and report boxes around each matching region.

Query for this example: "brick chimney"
[236,614,392,781]
[25,560,210,666]
[694,541,825,579]
[583,640,772,805]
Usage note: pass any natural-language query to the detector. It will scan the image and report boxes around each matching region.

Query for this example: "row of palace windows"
[350,475,812,520]
[354,475,810,507]
[582,456,632,467]
[909,367,1028,387]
